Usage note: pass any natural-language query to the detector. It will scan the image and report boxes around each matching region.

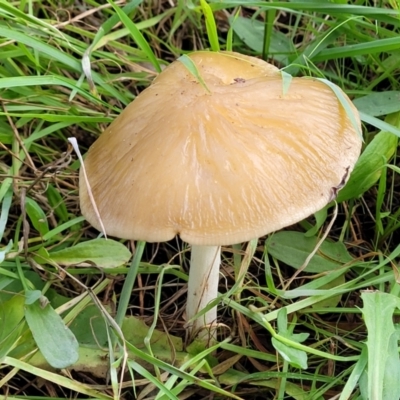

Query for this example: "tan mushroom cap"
[80,51,362,246]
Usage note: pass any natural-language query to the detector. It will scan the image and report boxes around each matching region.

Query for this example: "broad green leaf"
[25,196,49,236]
[271,338,308,369]
[361,291,400,400]
[0,294,25,358]
[267,231,353,272]
[277,306,288,333]
[353,91,400,117]
[276,310,309,344]
[33,246,51,264]
[289,332,310,344]
[383,328,400,400]
[272,309,308,370]
[305,205,328,237]
[44,238,131,268]
[338,113,399,202]
[24,299,79,369]
[311,274,345,310]
[27,346,111,380]
[69,304,109,347]
[0,275,15,291]
[229,16,294,66]
[25,290,42,305]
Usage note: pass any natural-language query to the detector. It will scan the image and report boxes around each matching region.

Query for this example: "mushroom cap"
[80,51,362,245]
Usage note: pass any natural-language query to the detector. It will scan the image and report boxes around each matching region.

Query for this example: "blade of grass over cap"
[200,0,220,52]
[178,54,211,93]
[107,0,161,73]
[280,70,292,96]
[317,78,363,139]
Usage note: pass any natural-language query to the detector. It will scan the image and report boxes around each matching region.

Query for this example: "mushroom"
[79,51,362,338]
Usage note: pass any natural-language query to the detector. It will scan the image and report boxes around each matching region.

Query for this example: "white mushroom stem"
[186,245,221,335]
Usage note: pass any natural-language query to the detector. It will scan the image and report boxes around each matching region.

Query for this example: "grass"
[1,0,400,399]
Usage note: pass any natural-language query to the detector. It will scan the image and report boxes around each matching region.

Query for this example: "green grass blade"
[312,37,400,62]
[262,8,276,59]
[2,356,112,399]
[107,0,161,73]
[339,345,368,400]
[125,340,242,399]
[0,188,12,242]
[226,9,240,51]
[360,111,400,138]
[200,0,220,51]
[115,241,146,327]
[178,54,210,93]
[316,78,362,138]
[0,75,96,102]
[209,2,400,23]
[0,0,67,38]
[0,27,129,104]
[129,360,179,400]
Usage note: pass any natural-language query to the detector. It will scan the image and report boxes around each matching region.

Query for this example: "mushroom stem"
[186,245,221,336]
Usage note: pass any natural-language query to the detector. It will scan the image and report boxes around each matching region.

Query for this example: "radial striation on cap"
[80,51,362,245]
